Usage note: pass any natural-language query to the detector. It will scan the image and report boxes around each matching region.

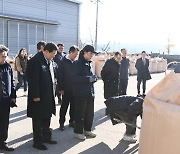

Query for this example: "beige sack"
[139,72,180,154]
[147,72,180,105]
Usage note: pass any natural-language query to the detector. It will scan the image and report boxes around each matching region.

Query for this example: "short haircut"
[142,51,146,54]
[57,43,64,47]
[114,52,121,56]
[69,45,79,53]
[37,41,46,50]
[44,42,58,53]
[0,45,9,53]
[121,48,126,52]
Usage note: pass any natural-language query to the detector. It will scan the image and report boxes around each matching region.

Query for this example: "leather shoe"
[0,144,14,151]
[43,140,57,144]
[59,125,65,131]
[33,143,47,150]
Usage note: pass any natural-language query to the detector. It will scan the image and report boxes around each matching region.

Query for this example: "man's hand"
[10,98,17,108]
[33,98,40,102]
[89,75,98,83]
[59,90,64,95]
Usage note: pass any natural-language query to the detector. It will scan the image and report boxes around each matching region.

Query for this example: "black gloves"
[10,101,17,108]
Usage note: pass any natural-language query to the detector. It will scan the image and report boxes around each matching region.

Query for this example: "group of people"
[0,42,152,151]
[0,42,98,151]
[101,49,151,99]
[101,49,151,142]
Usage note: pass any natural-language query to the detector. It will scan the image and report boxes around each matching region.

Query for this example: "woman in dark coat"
[26,42,58,150]
[73,45,97,140]
[101,52,122,99]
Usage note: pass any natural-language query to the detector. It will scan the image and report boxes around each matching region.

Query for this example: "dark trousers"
[55,85,62,103]
[74,96,94,134]
[137,79,146,94]
[16,72,27,92]
[125,100,142,136]
[0,104,10,145]
[59,91,75,125]
[32,118,51,144]
[125,117,137,135]
[119,79,128,95]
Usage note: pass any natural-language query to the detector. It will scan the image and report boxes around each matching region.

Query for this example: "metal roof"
[66,0,82,4]
[0,14,60,25]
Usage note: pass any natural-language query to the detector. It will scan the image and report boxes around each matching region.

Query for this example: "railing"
[165,61,180,75]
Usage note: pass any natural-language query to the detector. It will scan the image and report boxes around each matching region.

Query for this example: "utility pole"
[91,0,101,51]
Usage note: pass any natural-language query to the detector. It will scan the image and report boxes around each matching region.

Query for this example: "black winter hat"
[83,45,96,54]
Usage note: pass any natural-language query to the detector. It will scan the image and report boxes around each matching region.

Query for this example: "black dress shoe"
[43,140,57,144]
[59,125,65,131]
[33,143,47,150]
[0,144,14,151]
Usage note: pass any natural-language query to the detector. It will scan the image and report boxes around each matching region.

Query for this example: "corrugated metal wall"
[0,0,80,56]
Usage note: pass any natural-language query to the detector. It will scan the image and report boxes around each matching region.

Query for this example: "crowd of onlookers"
[0,41,164,151]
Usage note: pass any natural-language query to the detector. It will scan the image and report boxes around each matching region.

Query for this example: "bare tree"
[166,37,175,55]
[101,41,110,53]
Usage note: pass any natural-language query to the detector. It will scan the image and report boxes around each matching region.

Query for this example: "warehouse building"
[0,0,81,56]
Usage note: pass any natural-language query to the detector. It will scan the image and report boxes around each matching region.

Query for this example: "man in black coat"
[54,43,64,105]
[119,49,130,95]
[101,52,122,99]
[135,51,151,96]
[0,45,17,151]
[105,95,144,143]
[26,42,58,150]
[73,45,98,140]
[57,45,79,131]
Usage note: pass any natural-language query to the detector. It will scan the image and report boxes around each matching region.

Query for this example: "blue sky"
[79,0,180,54]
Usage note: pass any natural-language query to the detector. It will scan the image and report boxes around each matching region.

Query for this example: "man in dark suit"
[54,43,64,105]
[26,42,58,150]
[119,48,130,95]
[57,45,79,131]
[135,51,151,96]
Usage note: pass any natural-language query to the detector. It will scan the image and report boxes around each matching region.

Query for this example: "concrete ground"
[0,71,167,154]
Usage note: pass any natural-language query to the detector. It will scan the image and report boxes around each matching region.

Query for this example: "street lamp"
[91,0,101,51]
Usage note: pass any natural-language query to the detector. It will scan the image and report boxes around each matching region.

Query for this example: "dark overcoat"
[135,58,151,81]
[72,57,95,98]
[101,58,120,99]
[0,62,16,113]
[26,52,56,118]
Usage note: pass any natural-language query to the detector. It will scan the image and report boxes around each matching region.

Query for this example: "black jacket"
[57,56,76,92]
[135,58,151,81]
[105,95,143,124]
[53,52,63,67]
[26,52,56,118]
[105,95,143,114]
[101,58,120,99]
[120,57,130,79]
[0,62,16,112]
[73,57,95,98]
